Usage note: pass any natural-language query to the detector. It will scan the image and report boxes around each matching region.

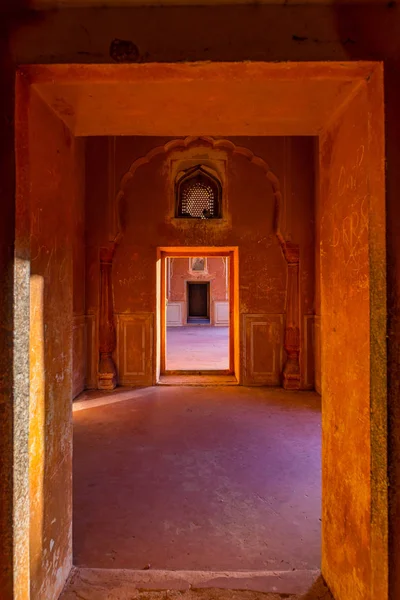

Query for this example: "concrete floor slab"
[73,386,321,574]
[166,327,229,370]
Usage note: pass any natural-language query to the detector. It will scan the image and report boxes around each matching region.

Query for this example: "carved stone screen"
[182,181,215,218]
[176,166,221,218]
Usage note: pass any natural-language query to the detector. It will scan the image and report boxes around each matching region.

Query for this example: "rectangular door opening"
[187,282,210,324]
[158,248,238,382]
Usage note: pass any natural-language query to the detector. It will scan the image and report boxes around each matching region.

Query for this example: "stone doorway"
[160,248,237,380]
[15,62,387,600]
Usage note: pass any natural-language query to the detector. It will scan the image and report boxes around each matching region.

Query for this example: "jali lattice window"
[176,166,222,219]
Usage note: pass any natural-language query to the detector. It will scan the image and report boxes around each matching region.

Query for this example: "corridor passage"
[73,386,321,571]
[166,326,229,370]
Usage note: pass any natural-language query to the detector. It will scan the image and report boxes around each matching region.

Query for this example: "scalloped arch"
[112,135,286,251]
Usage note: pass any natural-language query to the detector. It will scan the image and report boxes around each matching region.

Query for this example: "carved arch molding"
[98,136,300,390]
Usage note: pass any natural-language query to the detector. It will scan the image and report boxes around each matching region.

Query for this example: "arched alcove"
[112,136,287,253]
[104,135,301,390]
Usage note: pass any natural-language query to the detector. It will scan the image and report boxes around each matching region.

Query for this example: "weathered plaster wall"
[85,137,110,389]
[168,257,228,325]
[314,139,322,395]
[85,136,315,387]
[319,79,386,600]
[320,86,371,600]
[28,90,80,600]
[72,139,86,398]
[289,137,316,390]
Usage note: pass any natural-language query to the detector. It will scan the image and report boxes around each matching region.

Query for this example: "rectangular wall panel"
[72,315,86,398]
[166,301,183,326]
[243,314,284,385]
[214,301,229,326]
[116,313,154,385]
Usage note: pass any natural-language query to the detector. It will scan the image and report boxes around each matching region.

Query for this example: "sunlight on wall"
[156,255,162,380]
[29,274,45,581]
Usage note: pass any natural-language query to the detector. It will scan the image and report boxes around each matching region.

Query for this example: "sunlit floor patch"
[166,326,229,370]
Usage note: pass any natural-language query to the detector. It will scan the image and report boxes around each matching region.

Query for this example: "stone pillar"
[98,245,117,390]
[282,242,301,390]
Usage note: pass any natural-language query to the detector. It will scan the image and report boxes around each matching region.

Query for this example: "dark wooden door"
[188,283,209,317]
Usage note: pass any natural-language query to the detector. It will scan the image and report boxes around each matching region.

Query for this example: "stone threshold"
[60,567,321,599]
[158,375,238,385]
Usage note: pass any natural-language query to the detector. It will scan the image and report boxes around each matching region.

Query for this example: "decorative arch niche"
[99,136,301,391]
[111,136,286,246]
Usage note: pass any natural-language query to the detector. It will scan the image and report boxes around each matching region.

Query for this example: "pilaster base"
[98,353,117,390]
[98,372,117,391]
[282,354,301,390]
[283,373,301,390]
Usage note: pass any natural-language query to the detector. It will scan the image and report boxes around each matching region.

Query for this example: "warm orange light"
[29,275,45,578]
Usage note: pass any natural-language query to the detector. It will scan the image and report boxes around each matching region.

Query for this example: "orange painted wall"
[85,137,110,389]
[319,81,386,600]
[314,139,322,395]
[28,90,85,600]
[85,136,315,387]
[72,135,86,399]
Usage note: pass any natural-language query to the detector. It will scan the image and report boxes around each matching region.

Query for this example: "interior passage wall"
[28,90,82,600]
[168,257,228,326]
[72,139,86,398]
[314,139,322,394]
[85,136,315,387]
[319,81,386,600]
[288,137,317,390]
[84,137,111,389]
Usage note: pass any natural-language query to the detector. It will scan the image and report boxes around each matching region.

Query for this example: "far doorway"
[158,248,238,378]
[187,282,210,323]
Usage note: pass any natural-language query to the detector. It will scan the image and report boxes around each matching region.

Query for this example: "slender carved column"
[282,242,301,390]
[98,244,117,390]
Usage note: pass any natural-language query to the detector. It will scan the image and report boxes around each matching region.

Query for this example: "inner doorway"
[187,282,209,323]
[158,247,239,379]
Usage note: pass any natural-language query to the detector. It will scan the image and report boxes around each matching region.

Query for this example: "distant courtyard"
[166,326,229,370]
